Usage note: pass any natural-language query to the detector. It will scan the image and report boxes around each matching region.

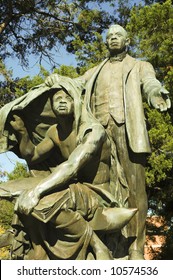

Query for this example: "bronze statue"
[0,81,137,259]
[45,24,171,259]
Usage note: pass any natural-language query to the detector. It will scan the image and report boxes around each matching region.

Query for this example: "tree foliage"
[53,64,79,78]
[127,0,173,217]
[0,0,137,69]
[0,199,14,229]
[6,162,30,181]
[0,63,51,107]
[145,104,173,187]
[126,0,173,90]
[0,161,30,231]
[0,0,110,67]
[0,61,15,107]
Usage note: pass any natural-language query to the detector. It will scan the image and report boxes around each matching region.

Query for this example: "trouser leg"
[107,119,148,258]
[126,152,148,258]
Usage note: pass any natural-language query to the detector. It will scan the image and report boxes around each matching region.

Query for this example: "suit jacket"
[83,55,163,153]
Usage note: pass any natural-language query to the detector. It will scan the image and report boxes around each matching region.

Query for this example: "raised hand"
[10,115,26,133]
[45,73,61,87]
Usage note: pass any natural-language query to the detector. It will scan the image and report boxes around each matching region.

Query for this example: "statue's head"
[52,89,74,117]
[106,24,130,54]
[50,80,82,133]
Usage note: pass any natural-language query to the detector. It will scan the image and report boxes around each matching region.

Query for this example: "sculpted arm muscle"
[140,61,170,111]
[27,136,55,164]
[140,61,161,96]
[10,115,55,163]
[24,126,56,163]
[35,124,106,196]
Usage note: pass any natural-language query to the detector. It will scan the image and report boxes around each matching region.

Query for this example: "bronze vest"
[93,60,125,126]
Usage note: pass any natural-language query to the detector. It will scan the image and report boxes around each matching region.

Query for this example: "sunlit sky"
[5,44,77,78]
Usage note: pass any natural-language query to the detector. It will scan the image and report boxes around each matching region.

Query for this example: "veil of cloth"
[0,77,85,172]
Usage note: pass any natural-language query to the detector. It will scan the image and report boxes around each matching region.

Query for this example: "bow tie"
[109,52,126,63]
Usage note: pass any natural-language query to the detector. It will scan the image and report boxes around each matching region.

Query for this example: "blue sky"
[0,152,26,176]
[5,45,77,78]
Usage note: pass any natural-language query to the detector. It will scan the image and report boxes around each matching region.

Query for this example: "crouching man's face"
[52,90,74,116]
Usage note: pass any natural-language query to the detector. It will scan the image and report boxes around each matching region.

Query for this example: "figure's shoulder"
[82,59,108,81]
[81,121,106,143]
[124,55,155,75]
[125,54,153,67]
[82,65,99,80]
[123,54,138,63]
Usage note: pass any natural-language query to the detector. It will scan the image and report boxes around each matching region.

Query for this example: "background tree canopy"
[0,0,118,68]
[0,0,173,258]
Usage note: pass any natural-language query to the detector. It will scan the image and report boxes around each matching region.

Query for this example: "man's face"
[106,26,129,53]
[52,90,74,116]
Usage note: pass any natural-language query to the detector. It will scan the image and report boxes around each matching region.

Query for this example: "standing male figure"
[82,24,171,260]
[46,24,171,259]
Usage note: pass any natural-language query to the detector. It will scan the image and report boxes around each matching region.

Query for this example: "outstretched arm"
[141,62,171,111]
[10,115,55,164]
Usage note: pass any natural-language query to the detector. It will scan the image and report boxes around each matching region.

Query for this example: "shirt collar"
[109,51,127,63]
